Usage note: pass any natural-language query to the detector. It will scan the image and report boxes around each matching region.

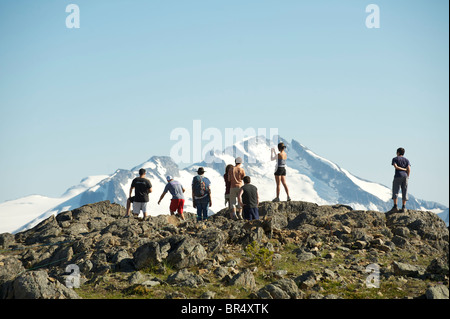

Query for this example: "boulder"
[425,285,449,299]
[295,270,320,290]
[256,278,302,299]
[12,270,80,299]
[164,236,207,270]
[229,269,256,290]
[167,269,204,288]
[0,256,26,299]
[0,233,15,249]
[392,261,424,278]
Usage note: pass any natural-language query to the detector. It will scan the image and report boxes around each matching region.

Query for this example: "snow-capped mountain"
[0,136,448,234]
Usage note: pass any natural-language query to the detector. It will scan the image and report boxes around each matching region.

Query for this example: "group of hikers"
[125,143,412,222]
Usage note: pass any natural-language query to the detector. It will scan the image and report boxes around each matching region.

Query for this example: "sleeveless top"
[277,157,286,168]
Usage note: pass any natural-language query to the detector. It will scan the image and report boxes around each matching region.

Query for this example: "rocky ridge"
[0,200,448,299]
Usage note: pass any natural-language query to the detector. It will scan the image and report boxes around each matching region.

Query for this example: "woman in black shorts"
[271,142,291,202]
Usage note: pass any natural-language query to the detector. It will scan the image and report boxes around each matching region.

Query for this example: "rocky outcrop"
[0,200,448,299]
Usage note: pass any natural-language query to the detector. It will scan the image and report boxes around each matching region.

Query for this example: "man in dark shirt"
[238,176,259,221]
[390,148,411,213]
[129,168,152,218]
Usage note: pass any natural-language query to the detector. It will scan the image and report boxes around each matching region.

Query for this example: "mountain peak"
[1,135,448,234]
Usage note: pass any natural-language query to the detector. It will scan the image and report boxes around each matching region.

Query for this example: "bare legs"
[274,175,290,201]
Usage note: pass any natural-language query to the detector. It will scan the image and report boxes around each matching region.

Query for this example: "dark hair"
[278,142,286,152]
[139,168,146,176]
[243,176,251,184]
[397,148,405,156]
[225,164,233,175]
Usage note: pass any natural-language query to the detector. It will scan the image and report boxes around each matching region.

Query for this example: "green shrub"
[245,241,274,268]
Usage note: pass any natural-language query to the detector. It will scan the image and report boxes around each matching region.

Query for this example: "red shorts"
[170,199,185,215]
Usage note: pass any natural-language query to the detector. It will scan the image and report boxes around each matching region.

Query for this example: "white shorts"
[132,202,148,215]
[229,187,241,209]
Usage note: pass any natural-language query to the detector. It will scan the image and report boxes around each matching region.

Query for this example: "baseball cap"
[235,157,243,164]
[166,175,173,181]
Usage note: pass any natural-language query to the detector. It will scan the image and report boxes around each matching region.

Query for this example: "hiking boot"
[287,196,291,202]
[272,197,280,202]
[400,207,407,213]
[388,206,398,213]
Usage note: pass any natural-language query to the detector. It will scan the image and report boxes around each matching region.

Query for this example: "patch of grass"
[245,241,274,268]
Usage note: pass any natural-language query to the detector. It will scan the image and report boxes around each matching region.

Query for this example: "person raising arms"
[271,142,291,202]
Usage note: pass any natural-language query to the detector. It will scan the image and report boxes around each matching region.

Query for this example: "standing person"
[224,164,233,214]
[389,147,411,213]
[158,176,186,220]
[271,142,291,202]
[228,157,246,220]
[129,168,152,219]
[192,167,212,222]
[238,176,260,221]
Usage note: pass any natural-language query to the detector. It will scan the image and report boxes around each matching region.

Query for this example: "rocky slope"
[0,201,448,299]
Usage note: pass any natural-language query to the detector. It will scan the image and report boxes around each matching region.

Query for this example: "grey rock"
[0,233,15,249]
[0,256,26,299]
[392,235,409,248]
[213,266,229,279]
[128,271,147,285]
[133,242,162,270]
[295,270,319,290]
[229,269,256,290]
[166,237,207,270]
[392,261,424,278]
[426,256,449,277]
[257,278,301,299]
[12,270,80,299]
[352,240,367,250]
[297,252,315,262]
[425,285,449,299]
[167,268,204,288]
[200,291,216,299]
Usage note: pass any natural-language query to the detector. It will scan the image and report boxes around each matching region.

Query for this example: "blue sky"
[0,0,448,206]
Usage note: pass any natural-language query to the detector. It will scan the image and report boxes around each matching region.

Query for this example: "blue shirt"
[392,156,411,178]
[164,180,185,199]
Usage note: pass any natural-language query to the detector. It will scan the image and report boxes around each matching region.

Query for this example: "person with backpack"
[192,167,211,222]
[157,176,186,220]
[228,157,245,220]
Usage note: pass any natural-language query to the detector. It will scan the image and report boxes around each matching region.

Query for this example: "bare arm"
[129,187,134,198]
[407,165,411,177]
[157,191,167,205]
[393,163,407,171]
[192,189,196,208]
[271,148,277,161]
